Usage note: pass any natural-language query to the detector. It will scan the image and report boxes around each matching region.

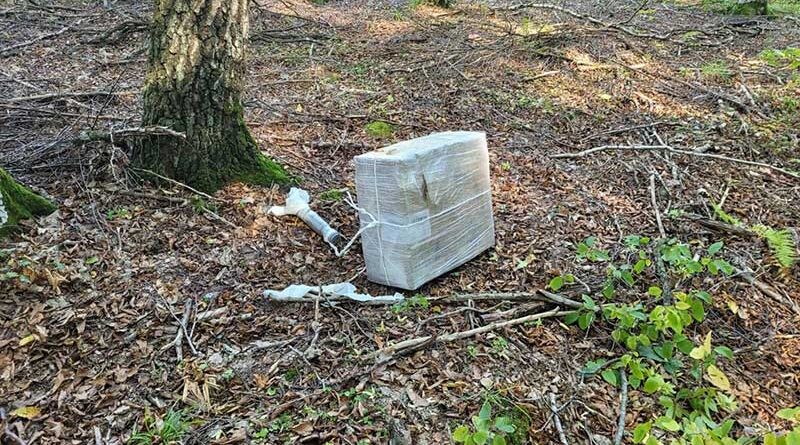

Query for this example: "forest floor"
[1,0,799,444]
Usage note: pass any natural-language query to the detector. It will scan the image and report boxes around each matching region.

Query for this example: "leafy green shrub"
[766,407,800,445]
[567,235,743,444]
[452,402,517,445]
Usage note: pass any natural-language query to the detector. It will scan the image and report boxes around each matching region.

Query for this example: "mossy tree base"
[0,168,56,237]
[132,0,289,193]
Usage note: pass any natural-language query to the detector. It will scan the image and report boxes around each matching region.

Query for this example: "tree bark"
[0,168,56,237]
[133,0,288,192]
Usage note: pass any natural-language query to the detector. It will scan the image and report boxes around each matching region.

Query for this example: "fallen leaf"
[19,334,37,346]
[292,421,314,436]
[11,406,41,419]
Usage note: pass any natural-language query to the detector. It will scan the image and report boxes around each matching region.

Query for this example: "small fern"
[711,199,797,271]
[751,225,798,270]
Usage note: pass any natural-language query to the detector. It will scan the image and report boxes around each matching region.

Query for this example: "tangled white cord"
[327,191,380,257]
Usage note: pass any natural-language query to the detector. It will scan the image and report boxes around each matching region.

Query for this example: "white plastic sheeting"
[268,187,341,244]
[264,282,405,304]
[354,131,495,290]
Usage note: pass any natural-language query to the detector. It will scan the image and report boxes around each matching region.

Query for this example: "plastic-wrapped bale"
[354,131,495,290]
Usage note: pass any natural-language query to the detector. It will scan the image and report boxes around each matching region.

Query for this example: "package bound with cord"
[354,131,495,290]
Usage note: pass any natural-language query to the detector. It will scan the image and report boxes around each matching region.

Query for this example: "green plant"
[567,235,743,444]
[128,410,191,445]
[760,47,800,70]
[490,336,509,355]
[765,407,800,445]
[452,402,516,445]
[106,207,131,220]
[700,61,733,81]
[392,294,430,313]
[365,120,394,138]
[547,273,575,291]
[751,225,798,270]
[575,236,610,262]
[318,188,345,202]
[712,201,797,270]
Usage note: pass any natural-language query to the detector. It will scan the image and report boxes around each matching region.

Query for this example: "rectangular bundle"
[354,131,495,290]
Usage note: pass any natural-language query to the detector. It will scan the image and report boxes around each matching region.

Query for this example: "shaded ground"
[1,0,799,443]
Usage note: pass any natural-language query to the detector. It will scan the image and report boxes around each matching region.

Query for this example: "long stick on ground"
[365,307,572,362]
[549,393,570,445]
[649,173,666,238]
[613,370,629,445]
[551,144,799,180]
[433,290,582,308]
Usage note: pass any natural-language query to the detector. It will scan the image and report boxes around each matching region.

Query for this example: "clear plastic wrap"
[354,131,495,290]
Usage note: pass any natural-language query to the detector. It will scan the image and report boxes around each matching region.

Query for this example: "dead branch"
[613,370,628,445]
[433,290,582,308]
[0,24,74,57]
[551,144,799,180]
[173,300,194,361]
[4,91,126,103]
[548,393,570,445]
[649,173,666,238]
[365,307,571,362]
[681,213,756,238]
[133,168,217,201]
[503,2,670,42]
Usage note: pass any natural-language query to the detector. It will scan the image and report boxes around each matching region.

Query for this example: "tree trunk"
[0,168,56,237]
[133,0,288,192]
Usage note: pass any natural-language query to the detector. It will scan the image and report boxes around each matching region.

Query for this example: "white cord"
[326,192,380,257]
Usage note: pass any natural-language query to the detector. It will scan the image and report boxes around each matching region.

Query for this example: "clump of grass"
[701,61,733,81]
[760,47,800,70]
[128,410,191,445]
[365,120,394,138]
[318,188,345,202]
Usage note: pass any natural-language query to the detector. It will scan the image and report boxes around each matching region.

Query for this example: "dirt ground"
[1,0,799,444]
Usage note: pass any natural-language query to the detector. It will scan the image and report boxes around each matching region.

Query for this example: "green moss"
[0,168,56,237]
[365,120,394,138]
[235,153,294,187]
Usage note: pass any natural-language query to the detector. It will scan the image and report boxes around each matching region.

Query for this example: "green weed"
[128,410,191,445]
[365,120,394,138]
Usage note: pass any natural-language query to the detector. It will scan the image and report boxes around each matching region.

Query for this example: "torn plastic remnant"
[268,187,342,244]
[264,282,405,304]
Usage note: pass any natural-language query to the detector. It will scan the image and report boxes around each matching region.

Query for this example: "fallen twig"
[432,290,582,308]
[79,126,187,143]
[0,24,74,57]
[613,370,628,445]
[504,2,670,42]
[133,168,217,202]
[551,144,799,180]
[1,407,27,445]
[649,173,666,238]
[365,307,571,362]
[681,213,756,239]
[174,300,194,361]
[548,393,570,445]
[4,90,127,103]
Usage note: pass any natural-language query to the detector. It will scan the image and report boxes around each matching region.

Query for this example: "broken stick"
[365,307,572,362]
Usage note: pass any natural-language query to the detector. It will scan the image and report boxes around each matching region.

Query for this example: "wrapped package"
[354,131,495,290]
